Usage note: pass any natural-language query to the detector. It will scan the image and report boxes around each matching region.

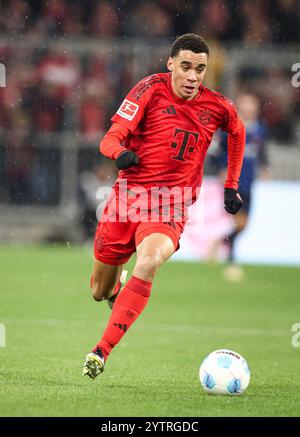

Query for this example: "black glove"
[224,188,243,215]
[116,150,139,170]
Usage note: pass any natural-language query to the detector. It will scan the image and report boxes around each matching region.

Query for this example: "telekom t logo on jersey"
[171,128,199,161]
[117,99,139,121]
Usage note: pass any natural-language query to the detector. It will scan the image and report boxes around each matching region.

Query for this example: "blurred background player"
[210,92,269,280]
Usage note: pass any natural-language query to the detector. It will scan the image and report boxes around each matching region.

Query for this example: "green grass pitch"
[0,245,300,417]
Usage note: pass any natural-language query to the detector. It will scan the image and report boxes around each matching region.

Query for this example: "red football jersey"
[110,72,245,199]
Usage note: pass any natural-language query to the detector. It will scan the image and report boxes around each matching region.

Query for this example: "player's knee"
[135,253,164,277]
[91,279,110,301]
[92,288,105,301]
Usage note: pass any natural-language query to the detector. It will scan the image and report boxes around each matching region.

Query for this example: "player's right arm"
[100,123,139,170]
[99,75,157,170]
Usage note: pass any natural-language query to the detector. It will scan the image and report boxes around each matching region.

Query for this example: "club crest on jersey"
[197,109,213,125]
[117,99,139,121]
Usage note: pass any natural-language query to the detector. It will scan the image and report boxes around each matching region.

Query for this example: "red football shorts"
[94,189,186,265]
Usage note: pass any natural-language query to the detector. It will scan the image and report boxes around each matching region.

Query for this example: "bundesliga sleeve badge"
[117,99,139,121]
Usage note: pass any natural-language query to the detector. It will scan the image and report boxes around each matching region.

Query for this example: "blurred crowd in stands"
[0,0,299,43]
[0,0,299,210]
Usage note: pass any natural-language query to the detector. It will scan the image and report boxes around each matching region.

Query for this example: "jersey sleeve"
[111,75,156,132]
[220,97,239,134]
[221,97,246,190]
[99,122,129,160]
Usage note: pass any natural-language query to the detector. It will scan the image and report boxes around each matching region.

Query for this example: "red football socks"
[93,275,152,361]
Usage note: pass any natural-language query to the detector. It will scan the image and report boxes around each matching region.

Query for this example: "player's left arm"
[221,99,246,214]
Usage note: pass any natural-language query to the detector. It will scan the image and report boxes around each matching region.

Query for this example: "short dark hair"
[171,33,209,58]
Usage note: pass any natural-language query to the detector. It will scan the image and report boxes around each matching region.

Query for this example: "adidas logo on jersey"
[162,105,176,115]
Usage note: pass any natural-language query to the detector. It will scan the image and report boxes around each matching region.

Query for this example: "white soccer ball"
[199,349,250,395]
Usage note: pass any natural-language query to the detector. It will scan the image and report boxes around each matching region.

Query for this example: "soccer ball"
[199,349,250,395]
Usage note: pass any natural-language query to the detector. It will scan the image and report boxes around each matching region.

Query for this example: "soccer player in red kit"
[82,33,245,379]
